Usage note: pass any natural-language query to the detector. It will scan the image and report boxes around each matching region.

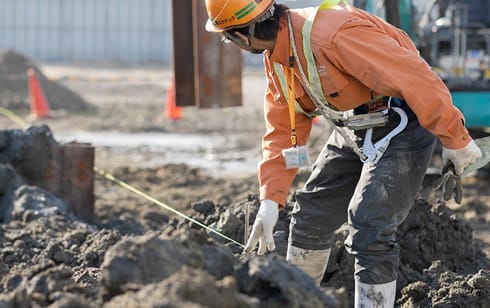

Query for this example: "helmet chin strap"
[245,23,266,54]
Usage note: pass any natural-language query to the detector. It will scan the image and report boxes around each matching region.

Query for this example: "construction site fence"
[0,0,321,66]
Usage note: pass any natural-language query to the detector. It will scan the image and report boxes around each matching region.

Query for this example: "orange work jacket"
[258,4,471,206]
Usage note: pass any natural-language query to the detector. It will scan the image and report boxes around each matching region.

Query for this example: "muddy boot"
[286,245,330,285]
[354,280,396,308]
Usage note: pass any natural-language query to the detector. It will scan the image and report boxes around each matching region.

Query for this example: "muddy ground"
[0,51,489,307]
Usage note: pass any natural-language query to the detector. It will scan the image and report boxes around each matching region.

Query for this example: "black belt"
[354,96,407,115]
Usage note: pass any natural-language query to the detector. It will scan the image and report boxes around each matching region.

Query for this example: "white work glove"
[442,140,482,175]
[435,140,482,204]
[243,199,279,255]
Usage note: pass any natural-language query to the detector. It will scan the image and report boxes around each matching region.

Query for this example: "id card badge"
[282,145,311,169]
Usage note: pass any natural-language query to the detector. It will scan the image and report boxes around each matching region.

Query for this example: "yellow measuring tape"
[0,107,30,129]
[94,167,244,248]
[0,107,245,249]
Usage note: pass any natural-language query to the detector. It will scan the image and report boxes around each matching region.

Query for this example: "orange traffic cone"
[27,68,50,118]
[164,80,182,120]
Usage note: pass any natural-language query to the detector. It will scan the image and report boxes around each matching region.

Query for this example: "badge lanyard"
[285,43,297,148]
[281,42,311,170]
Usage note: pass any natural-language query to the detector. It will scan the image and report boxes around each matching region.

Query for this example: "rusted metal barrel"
[60,142,95,222]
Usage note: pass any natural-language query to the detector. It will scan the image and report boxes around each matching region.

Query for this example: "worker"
[204,0,482,307]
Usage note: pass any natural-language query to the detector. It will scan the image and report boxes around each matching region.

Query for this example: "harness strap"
[273,63,320,119]
[286,16,345,123]
[286,11,369,160]
[302,0,347,108]
[319,0,347,10]
[361,106,408,164]
[274,1,408,163]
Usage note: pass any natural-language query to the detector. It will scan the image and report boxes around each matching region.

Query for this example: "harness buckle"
[360,107,409,164]
[341,110,390,130]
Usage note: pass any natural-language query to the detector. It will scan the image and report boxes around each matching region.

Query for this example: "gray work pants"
[289,104,436,284]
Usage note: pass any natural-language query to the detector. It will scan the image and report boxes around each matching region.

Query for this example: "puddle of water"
[55,131,260,177]
[56,131,213,150]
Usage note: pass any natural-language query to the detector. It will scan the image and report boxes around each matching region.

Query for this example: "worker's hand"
[433,163,463,204]
[435,140,482,204]
[243,199,279,255]
[441,140,482,175]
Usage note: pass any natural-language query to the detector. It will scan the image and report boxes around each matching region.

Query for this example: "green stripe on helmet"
[235,2,257,20]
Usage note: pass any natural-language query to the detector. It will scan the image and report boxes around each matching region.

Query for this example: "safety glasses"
[221,23,255,44]
[220,23,259,53]
[220,31,252,51]
[221,32,236,45]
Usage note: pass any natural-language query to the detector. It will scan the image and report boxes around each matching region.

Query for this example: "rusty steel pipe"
[171,0,242,109]
[61,142,95,222]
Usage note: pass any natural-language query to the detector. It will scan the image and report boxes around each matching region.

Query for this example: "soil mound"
[0,49,94,112]
[0,126,489,307]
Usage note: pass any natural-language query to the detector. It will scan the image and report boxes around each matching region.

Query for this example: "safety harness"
[273,0,408,163]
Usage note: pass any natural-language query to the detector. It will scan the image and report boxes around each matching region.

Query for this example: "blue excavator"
[354,0,490,129]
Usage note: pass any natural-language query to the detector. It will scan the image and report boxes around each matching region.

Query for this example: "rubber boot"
[286,245,331,285]
[355,280,396,308]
